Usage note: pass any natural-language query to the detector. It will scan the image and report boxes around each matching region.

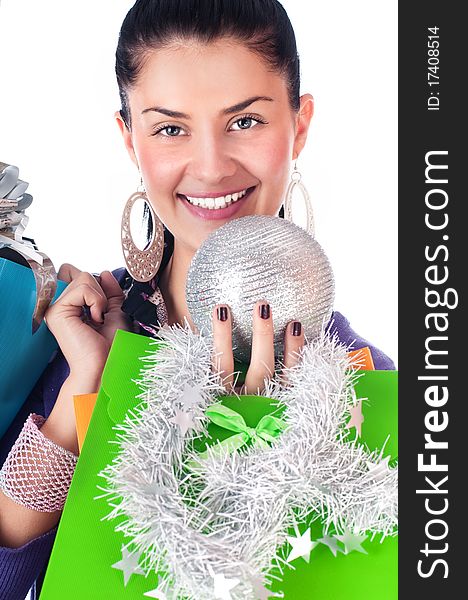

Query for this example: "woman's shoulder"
[329,311,396,370]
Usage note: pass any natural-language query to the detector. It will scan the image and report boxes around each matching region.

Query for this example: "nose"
[187,130,237,185]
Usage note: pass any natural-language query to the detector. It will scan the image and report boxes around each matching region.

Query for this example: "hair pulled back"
[116,0,300,129]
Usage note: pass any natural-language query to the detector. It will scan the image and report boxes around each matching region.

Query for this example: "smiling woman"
[0,0,397,362]
[115,35,313,332]
[0,1,396,599]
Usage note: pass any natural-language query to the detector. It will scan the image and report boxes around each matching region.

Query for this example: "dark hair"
[116,0,300,129]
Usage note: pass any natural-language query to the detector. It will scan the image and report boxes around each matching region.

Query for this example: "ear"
[115,110,138,168]
[292,94,314,160]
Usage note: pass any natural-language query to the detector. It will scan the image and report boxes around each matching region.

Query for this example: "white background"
[0,0,397,365]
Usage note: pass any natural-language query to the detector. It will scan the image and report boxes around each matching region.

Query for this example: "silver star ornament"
[318,534,342,557]
[111,544,144,586]
[286,527,318,563]
[212,571,240,600]
[169,408,196,435]
[366,455,391,481]
[346,399,365,437]
[335,529,368,555]
[179,382,204,410]
[144,584,169,599]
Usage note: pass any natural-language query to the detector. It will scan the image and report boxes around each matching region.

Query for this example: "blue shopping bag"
[0,258,67,438]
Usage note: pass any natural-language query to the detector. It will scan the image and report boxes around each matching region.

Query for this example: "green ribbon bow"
[197,403,287,461]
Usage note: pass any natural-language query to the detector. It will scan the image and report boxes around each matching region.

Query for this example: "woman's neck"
[158,239,197,330]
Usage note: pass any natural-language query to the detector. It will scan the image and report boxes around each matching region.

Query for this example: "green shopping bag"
[40,330,397,599]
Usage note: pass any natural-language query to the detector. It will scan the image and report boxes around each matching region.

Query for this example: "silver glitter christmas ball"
[186,215,335,363]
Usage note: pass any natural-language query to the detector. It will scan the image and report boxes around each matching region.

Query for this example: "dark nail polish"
[259,303,270,319]
[217,306,228,322]
[292,321,302,336]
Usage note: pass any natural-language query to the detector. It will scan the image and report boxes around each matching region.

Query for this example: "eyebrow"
[141,95,274,119]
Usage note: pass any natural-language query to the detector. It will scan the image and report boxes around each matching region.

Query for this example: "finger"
[58,264,102,290]
[99,271,125,305]
[54,281,107,325]
[58,267,105,300]
[57,263,82,283]
[211,304,235,391]
[244,301,275,395]
[282,320,304,375]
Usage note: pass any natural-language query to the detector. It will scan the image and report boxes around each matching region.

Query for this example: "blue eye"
[162,125,182,136]
[151,124,185,137]
[230,115,266,131]
[236,117,255,129]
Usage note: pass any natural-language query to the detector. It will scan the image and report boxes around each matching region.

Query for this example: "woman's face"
[117,38,313,254]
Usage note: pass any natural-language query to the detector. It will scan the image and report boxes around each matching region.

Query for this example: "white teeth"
[184,187,249,209]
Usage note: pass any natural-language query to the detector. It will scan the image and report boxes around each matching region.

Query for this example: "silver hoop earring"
[121,180,165,283]
[283,162,315,237]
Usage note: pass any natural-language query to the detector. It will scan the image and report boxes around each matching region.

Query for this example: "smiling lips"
[179,187,250,210]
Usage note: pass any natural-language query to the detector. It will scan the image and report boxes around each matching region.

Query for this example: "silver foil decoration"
[98,323,398,600]
[186,215,335,363]
[0,161,58,333]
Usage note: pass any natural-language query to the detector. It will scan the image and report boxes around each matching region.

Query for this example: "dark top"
[0,230,394,600]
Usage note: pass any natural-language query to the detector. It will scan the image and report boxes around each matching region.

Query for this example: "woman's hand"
[211,301,304,394]
[44,264,132,376]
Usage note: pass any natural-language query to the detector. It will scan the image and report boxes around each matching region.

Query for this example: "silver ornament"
[185,216,334,363]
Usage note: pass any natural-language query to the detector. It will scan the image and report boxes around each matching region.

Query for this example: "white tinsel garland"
[97,324,398,599]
